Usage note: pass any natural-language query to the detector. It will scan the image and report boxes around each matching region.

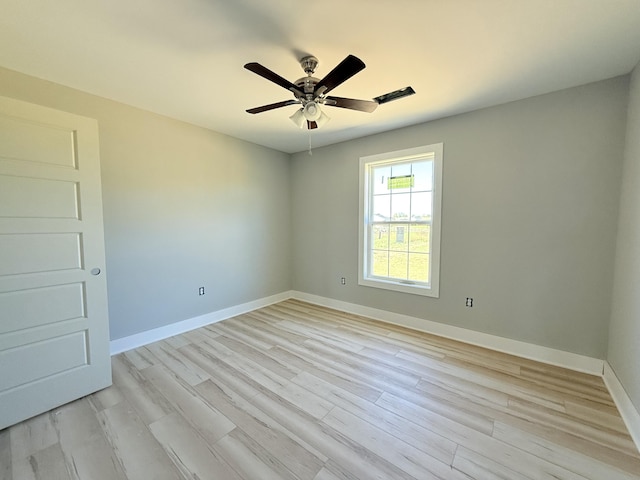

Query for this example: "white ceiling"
[1,0,640,154]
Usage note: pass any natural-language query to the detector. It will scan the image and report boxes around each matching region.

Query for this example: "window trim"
[358,143,443,297]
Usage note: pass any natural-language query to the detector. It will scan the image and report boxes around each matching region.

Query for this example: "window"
[359,143,443,297]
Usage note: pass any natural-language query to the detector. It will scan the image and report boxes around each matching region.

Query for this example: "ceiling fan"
[244,54,379,130]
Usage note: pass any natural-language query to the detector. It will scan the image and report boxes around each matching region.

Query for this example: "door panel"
[1,331,88,391]
[0,283,85,333]
[0,96,111,430]
[0,174,79,218]
[0,114,76,167]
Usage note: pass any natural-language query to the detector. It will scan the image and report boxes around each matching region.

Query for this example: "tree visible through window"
[359,144,443,297]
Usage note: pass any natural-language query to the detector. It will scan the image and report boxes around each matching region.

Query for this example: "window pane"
[372,165,391,195]
[389,251,408,280]
[389,224,408,252]
[372,194,390,221]
[410,192,432,220]
[412,160,433,192]
[391,193,410,221]
[372,250,389,277]
[409,224,430,253]
[408,253,429,282]
[372,225,389,250]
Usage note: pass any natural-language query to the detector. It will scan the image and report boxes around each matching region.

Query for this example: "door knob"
[90,268,101,276]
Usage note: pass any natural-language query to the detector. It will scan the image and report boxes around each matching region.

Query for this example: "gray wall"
[291,77,629,358]
[0,67,292,340]
[609,63,640,410]
[0,65,634,368]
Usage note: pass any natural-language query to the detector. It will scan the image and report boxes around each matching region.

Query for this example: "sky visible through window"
[369,159,434,283]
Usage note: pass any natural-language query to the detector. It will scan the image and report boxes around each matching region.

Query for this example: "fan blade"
[314,55,365,95]
[307,121,318,129]
[244,62,304,97]
[373,86,416,104]
[246,100,299,114]
[325,96,378,113]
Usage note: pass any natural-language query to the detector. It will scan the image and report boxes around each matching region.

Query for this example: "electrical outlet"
[465,297,473,307]
[340,277,346,285]
[198,286,205,296]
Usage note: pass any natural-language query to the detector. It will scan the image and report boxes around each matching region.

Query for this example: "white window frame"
[358,143,443,297]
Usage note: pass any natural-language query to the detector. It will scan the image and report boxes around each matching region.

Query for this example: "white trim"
[112,289,604,375]
[109,291,293,355]
[291,291,604,376]
[603,362,640,452]
[358,143,443,298]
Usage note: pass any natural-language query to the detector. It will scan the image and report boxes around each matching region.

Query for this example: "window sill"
[358,277,439,298]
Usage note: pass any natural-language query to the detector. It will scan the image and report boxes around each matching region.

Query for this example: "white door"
[0,96,111,430]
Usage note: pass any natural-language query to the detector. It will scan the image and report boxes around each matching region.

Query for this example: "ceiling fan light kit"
[304,101,321,121]
[289,108,306,128]
[245,54,409,131]
[289,107,330,129]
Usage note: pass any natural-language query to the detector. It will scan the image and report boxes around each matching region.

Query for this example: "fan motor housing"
[294,76,319,96]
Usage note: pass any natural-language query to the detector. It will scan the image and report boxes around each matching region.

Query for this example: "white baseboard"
[111,289,604,375]
[603,362,640,452]
[291,291,604,376]
[109,289,638,452]
[109,291,293,355]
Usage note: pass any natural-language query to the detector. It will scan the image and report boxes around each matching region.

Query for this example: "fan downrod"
[300,56,318,75]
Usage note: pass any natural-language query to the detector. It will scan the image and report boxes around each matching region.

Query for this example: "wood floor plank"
[312,466,346,480]
[143,340,210,386]
[303,338,421,388]
[178,342,262,400]
[212,334,301,380]
[216,351,335,420]
[410,352,569,411]
[492,422,640,480]
[388,381,496,435]
[277,320,366,354]
[292,371,457,466]
[121,348,155,370]
[375,392,592,479]
[97,400,183,480]
[110,355,174,426]
[322,405,454,479]
[4,299,639,480]
[195,378,326,479]
[269,344,384,402]
[53,398,127,480]
[506,396,639,456]
[8,411,70,480]
[88,383,125,413]
[0,428,11,480]
[139,364,236,445]
[162,334,191,350]
[148,413,243,480]
[184,344,330,469]
[9,411,58,460]
[452,446,531,480]
[207,319,274,351]
[564,399,630,434]
[10,443,72,480]
[249,391,418,480]
[499,403,640,475]
[194,336,237,359]
[240,311,310,345]
[215,428,301,480]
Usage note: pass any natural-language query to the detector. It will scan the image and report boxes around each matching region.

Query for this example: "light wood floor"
[2,299,640,480]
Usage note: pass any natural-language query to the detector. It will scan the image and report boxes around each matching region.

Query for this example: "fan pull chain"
[308,129,313,156]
